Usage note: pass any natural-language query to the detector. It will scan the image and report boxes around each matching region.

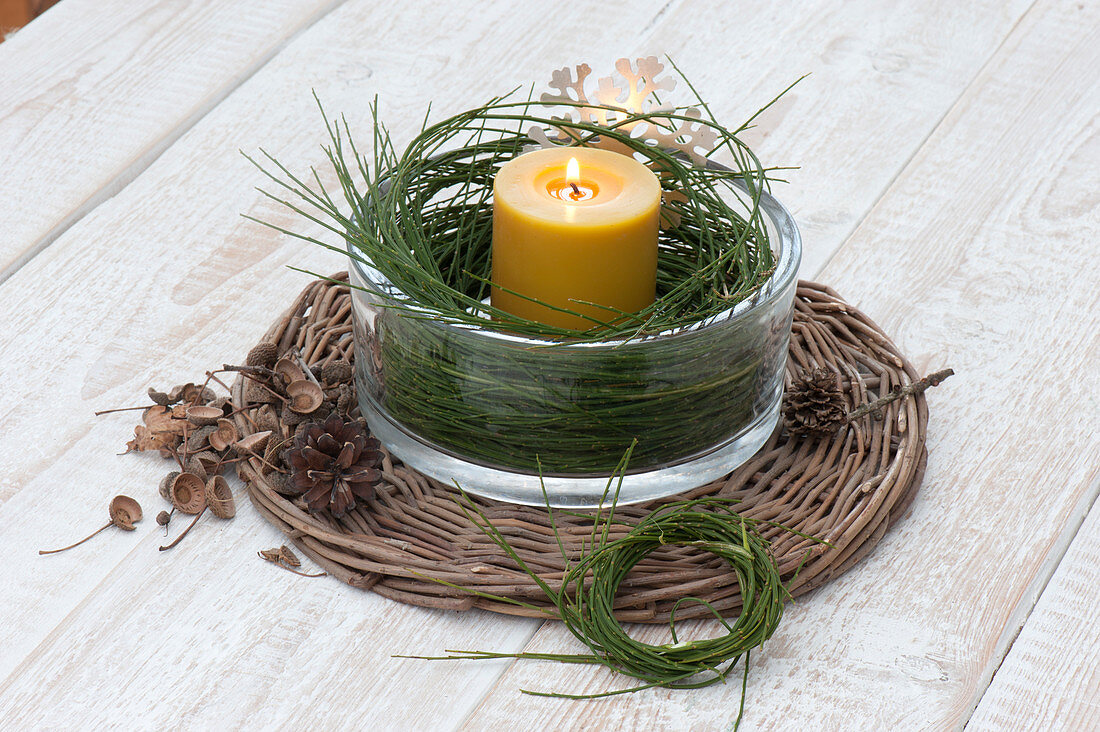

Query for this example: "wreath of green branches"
[248,71,800,341]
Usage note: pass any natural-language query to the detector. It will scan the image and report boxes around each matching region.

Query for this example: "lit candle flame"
[566,157,582,199]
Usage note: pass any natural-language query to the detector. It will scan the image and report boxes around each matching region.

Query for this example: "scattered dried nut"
[171,472,207,514]
[156,510,172,526]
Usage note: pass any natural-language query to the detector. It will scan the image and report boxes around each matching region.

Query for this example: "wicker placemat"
[232,274,926,623]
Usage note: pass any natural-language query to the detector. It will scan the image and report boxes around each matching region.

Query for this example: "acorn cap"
[208,418,239,452]
[171,473,207,514]
[186,405,224,427]
[246,342,279,369]
[205,475,236,519]
[286,380,324,414]
[159,471,181,501]
[274,356,305,385]
[109,495,143,531]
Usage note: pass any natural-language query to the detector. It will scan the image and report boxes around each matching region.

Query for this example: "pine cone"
[783,368,848,438]
[283,414,383,516]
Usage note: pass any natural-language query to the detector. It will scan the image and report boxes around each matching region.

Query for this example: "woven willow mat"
[232,274,927,623]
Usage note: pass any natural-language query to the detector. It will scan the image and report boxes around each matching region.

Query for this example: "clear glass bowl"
[349,182,800,508]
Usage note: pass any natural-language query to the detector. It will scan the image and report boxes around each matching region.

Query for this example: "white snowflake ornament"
[529,56,718,166]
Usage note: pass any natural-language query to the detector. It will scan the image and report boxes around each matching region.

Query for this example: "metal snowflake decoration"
[529,56,718,167]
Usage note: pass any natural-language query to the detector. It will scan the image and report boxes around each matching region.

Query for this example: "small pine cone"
[246,342,279,368]
[783,368,848,438]
[283,414,383,516]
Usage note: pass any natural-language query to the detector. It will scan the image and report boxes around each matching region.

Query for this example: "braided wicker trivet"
[232,274,926,623]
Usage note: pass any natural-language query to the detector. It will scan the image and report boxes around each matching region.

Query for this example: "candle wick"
[569,182,581,196]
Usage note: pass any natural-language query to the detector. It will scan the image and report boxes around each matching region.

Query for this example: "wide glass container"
[349,183,800,508]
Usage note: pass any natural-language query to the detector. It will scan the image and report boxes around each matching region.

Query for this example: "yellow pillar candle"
[491,147,661,331]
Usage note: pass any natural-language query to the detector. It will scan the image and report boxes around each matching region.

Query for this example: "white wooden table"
[2,1,1097,729]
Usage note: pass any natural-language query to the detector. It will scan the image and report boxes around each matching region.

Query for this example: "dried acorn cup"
[39,496,143,555]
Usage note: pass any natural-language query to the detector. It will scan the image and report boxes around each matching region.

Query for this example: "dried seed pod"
[254,404,279,432]
[277,544,301,567]
[147,387,173,406]
[207,395,233,415]
[281,402,307,426]
[156,510,172,526]
[286,380,324,414]
[274,356,305,386]
[268,472,295,496]
[192,450,222,476]
[235,430,272,455]
[186,405,223,427]
[39,495,143,555]
[170,472,207,514]
[184,455,208,481]
[310,363,324,381]
[245,342,279,369]
[159,471,181,501]
[208,418,239,452]
[244,380,279,405]
[258,547,282,563]
[262,441,283,473]
[205,476,236,519]
[336,387,353,416]
[108,495,143,531]
[321,360,353,385]
[186,424,217,452]
[169,383,213,405]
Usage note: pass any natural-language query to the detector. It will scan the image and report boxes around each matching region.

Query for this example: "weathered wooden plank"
[0,0,343,283]
[462,0,1100,728]
[968,494,1100,730]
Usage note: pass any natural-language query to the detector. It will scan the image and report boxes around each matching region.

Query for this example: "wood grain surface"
[0,0,344,282]
[2,0,1097,729]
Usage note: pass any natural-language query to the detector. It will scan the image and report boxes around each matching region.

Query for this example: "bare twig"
[847,368,954,422]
